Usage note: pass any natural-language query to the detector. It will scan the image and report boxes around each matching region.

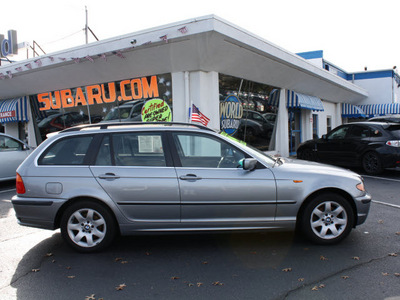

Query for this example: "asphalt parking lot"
[0,168,399,300]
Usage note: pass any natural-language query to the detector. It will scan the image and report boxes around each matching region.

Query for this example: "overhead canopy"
[341,103,367,118]
[267,89,280,107]
[358,103,400,117]
[0,16,367,103]
[0,96,28,123]
[286,90,324,111]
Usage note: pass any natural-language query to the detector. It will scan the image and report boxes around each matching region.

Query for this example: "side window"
[0,136,22,151]
[173,133,245,168]
[111,132,166,167]
[39,136,93,165]
[371,128,383,137]
[347,125,370,139]
[327,126,348,140]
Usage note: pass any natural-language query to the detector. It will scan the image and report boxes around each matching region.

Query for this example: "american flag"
[191,104,210,126]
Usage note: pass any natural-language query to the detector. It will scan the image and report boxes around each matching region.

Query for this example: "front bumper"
[354,193,372,226]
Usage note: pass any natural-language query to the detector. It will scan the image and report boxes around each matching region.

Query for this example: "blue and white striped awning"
[287,90,324,111]
[341,103,367,118]
[0,96,29,123]
[358,103,400,117]
[267,89,280,107]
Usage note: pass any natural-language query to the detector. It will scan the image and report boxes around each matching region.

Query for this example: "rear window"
[386,125,400,138]
[39,136,94,165]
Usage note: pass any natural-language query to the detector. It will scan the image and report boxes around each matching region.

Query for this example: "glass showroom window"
[219,74,279,151]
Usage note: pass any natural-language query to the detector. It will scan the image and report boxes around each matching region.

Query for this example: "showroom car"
[38,111,102,140]
[12,122,371,252]
[102,100,144,122]
[0,133,33,182]
[297,121,400,174]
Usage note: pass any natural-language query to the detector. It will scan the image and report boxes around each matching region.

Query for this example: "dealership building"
[1,15,399,156]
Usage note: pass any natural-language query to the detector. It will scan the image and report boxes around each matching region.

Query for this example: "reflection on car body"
[12,122,371,252]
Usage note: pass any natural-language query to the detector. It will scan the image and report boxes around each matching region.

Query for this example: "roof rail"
[61,121,215,133]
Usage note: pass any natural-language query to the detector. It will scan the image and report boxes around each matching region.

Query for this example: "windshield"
[103,107,132,121]
[218,132,276,166]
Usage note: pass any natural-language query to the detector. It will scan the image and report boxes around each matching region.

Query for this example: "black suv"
[297,122,400,174]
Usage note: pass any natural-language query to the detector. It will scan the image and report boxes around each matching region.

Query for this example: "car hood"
[271,157,361,179]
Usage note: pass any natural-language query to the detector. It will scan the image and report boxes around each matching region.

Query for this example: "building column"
[334,103,342,127]
[172,70,219,130]
[275,89,289,157]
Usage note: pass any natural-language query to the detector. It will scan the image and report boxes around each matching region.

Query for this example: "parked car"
[262,112,277,123]
[0,133,33,182]
[12,122,371,252]
[367,114,400,123]
[38,111,102,140]
[102,100,144,122]
[297,121,400,174]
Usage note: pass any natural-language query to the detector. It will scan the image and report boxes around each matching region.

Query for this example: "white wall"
[313,101,338,137]
[353,77,392,104]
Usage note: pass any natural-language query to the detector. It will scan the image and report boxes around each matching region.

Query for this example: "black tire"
[61,201,116,252]
[362,151,383,175]
[301,193,354,245]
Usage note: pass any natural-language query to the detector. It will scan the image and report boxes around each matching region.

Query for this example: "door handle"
[98,173,120,180]
[179,174,202,181]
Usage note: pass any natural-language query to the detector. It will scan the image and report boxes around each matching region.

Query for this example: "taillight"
[16,173,26,194]
[386,140,400,147]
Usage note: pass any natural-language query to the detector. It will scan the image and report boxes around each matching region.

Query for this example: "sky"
[2,0,399,73]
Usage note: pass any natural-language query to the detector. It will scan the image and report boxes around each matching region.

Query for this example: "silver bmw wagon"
[12,122,371,252]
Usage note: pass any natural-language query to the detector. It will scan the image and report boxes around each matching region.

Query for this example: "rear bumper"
[12,195,67,230]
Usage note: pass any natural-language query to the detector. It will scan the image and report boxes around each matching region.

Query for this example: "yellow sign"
[141,99,172,122]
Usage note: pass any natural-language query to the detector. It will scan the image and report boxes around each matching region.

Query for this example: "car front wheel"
[301,193,354,245]
[61,201,116,252]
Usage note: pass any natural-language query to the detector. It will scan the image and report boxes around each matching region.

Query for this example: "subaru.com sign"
[0,30,18,58]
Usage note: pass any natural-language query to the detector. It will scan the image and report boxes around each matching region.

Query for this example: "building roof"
[0,15,368,102]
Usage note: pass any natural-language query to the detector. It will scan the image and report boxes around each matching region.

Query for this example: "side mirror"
[23,145,30,151]
[322,134,327,140]
[242,158,257,171]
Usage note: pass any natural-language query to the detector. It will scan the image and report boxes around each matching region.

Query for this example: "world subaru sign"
[0,30,17,58]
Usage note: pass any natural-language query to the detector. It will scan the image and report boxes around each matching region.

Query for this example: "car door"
[170,132,276,224]
[342,124,372,165]
[90,131,180,222]
[0,135,31,180]
[316,125,351,164]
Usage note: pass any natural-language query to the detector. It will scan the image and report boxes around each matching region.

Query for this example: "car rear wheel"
[362,151,383,175]
[301,193,354,245]
[61,201,116,252]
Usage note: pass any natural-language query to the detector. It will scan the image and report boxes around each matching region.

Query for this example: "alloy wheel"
[310,201,348,240]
